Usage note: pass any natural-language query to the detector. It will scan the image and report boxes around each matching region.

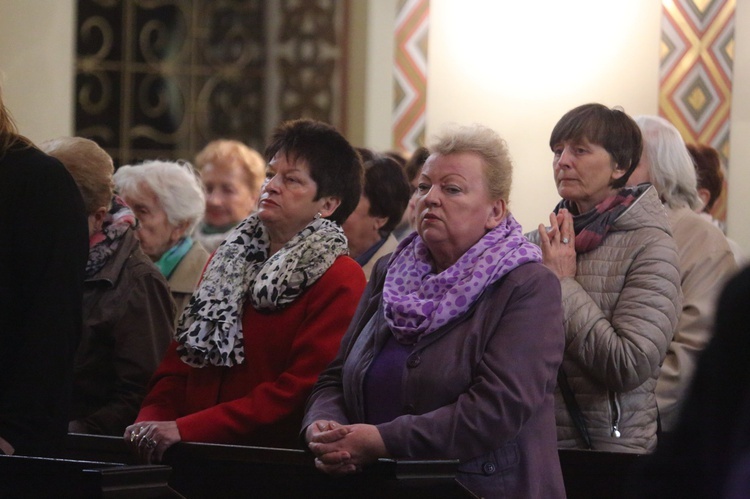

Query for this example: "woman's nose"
[422,186,439,205]
[263,175,279,193]
[556,147,573,168]
[206,190,220,205]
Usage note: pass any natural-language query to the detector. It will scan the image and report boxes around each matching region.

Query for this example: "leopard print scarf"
[175,213,348,367]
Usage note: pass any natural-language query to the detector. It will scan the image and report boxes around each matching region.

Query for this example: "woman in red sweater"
[124,119,366,462]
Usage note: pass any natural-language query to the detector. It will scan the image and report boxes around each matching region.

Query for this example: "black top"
[0,144,88,455]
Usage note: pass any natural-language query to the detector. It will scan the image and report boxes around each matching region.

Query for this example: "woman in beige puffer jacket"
[527,103,682,453]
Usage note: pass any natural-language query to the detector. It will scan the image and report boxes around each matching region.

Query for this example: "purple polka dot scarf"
[383,213,541,345]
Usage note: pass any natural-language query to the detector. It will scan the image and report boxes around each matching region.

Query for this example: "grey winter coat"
[527,186,682,453]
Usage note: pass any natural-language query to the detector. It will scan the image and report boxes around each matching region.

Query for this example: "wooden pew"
[0,453,176,498]
[65,434,473,498]
[559,448,643,499]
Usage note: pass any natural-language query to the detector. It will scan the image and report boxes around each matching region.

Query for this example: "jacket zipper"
[609,391,622,438]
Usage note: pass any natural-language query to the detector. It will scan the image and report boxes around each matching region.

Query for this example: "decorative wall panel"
[270,0,347,129]
[76,0,348,166]
[660,0,735,220]
[393,0,429,154]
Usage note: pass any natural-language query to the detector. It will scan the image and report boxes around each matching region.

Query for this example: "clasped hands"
[538,209,577,279]
[305,420,387,476]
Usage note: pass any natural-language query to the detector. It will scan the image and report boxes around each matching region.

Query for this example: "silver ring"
[130,430,137,442]
[147,438,157,449]
[561,237,569,244]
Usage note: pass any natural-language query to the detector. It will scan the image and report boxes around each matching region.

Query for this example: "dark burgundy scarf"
[555,184,650,254]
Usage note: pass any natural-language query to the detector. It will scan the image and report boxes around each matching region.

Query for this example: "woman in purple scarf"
[303,124,566,498]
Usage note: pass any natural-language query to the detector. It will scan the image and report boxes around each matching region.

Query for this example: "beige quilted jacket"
[527,186,682,453]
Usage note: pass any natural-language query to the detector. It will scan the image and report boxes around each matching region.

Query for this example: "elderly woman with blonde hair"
[41,137,175,435]
[193,140,266,252]
[304,123,566,498]
[114,160,208,317]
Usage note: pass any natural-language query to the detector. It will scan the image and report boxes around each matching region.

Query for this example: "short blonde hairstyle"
[428,123,513,201]
[194,140,265,193]
[40,137,114,214]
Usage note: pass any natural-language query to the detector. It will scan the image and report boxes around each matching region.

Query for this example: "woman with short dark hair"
[124,119,366,462]
[527,103,682,453]
[343,154,411,279]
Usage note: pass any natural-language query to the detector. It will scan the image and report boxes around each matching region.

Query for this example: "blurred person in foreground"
[638,265,750,498]
[124,119,366,463]
[193,140,265,253]
[41,137,175,435]
[304,123,566,498]
[0,86,88,455]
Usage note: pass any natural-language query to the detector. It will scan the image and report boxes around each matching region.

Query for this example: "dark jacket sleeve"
[0,149,88,454]
[76,266,175,435]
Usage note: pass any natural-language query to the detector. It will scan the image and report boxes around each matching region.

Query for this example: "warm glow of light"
[435,0,643,98]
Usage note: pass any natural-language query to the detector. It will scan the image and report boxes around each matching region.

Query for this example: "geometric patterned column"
[660,0,735,221]
[393,0,429,154]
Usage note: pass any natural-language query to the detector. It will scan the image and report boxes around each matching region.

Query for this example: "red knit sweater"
[136,256,365,448]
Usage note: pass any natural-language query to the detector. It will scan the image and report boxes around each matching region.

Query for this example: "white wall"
[0,0,76,143]
[362,0,399,150]
[426,0,662,233]
[728,1,750,254]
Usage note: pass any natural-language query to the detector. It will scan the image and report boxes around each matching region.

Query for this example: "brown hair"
[687,143,724,211]
[0,84,33,155]
[550,103,642,189]
[40,137,114,214]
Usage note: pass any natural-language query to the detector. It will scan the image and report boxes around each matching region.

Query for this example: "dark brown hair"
[264,119,363,225]
[550,103,642,189]
[404,146,429,184]
[363,155,411,236]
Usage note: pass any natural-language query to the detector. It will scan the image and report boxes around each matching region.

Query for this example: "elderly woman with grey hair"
[628,115,737,432]
[114,160,209,319]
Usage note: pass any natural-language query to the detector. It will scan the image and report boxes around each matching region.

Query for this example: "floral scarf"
[86,195,137,278]
[383,213,541,345]
[176,213,349,367]
[555,184,650,254]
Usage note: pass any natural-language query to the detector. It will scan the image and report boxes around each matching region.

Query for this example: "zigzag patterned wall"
[660,0,735,220]
[393,0,429,154]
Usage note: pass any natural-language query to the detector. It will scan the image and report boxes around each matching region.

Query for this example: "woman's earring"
[314,212,322,219]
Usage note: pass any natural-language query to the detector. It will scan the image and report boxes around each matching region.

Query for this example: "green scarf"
[155,237,193,278]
